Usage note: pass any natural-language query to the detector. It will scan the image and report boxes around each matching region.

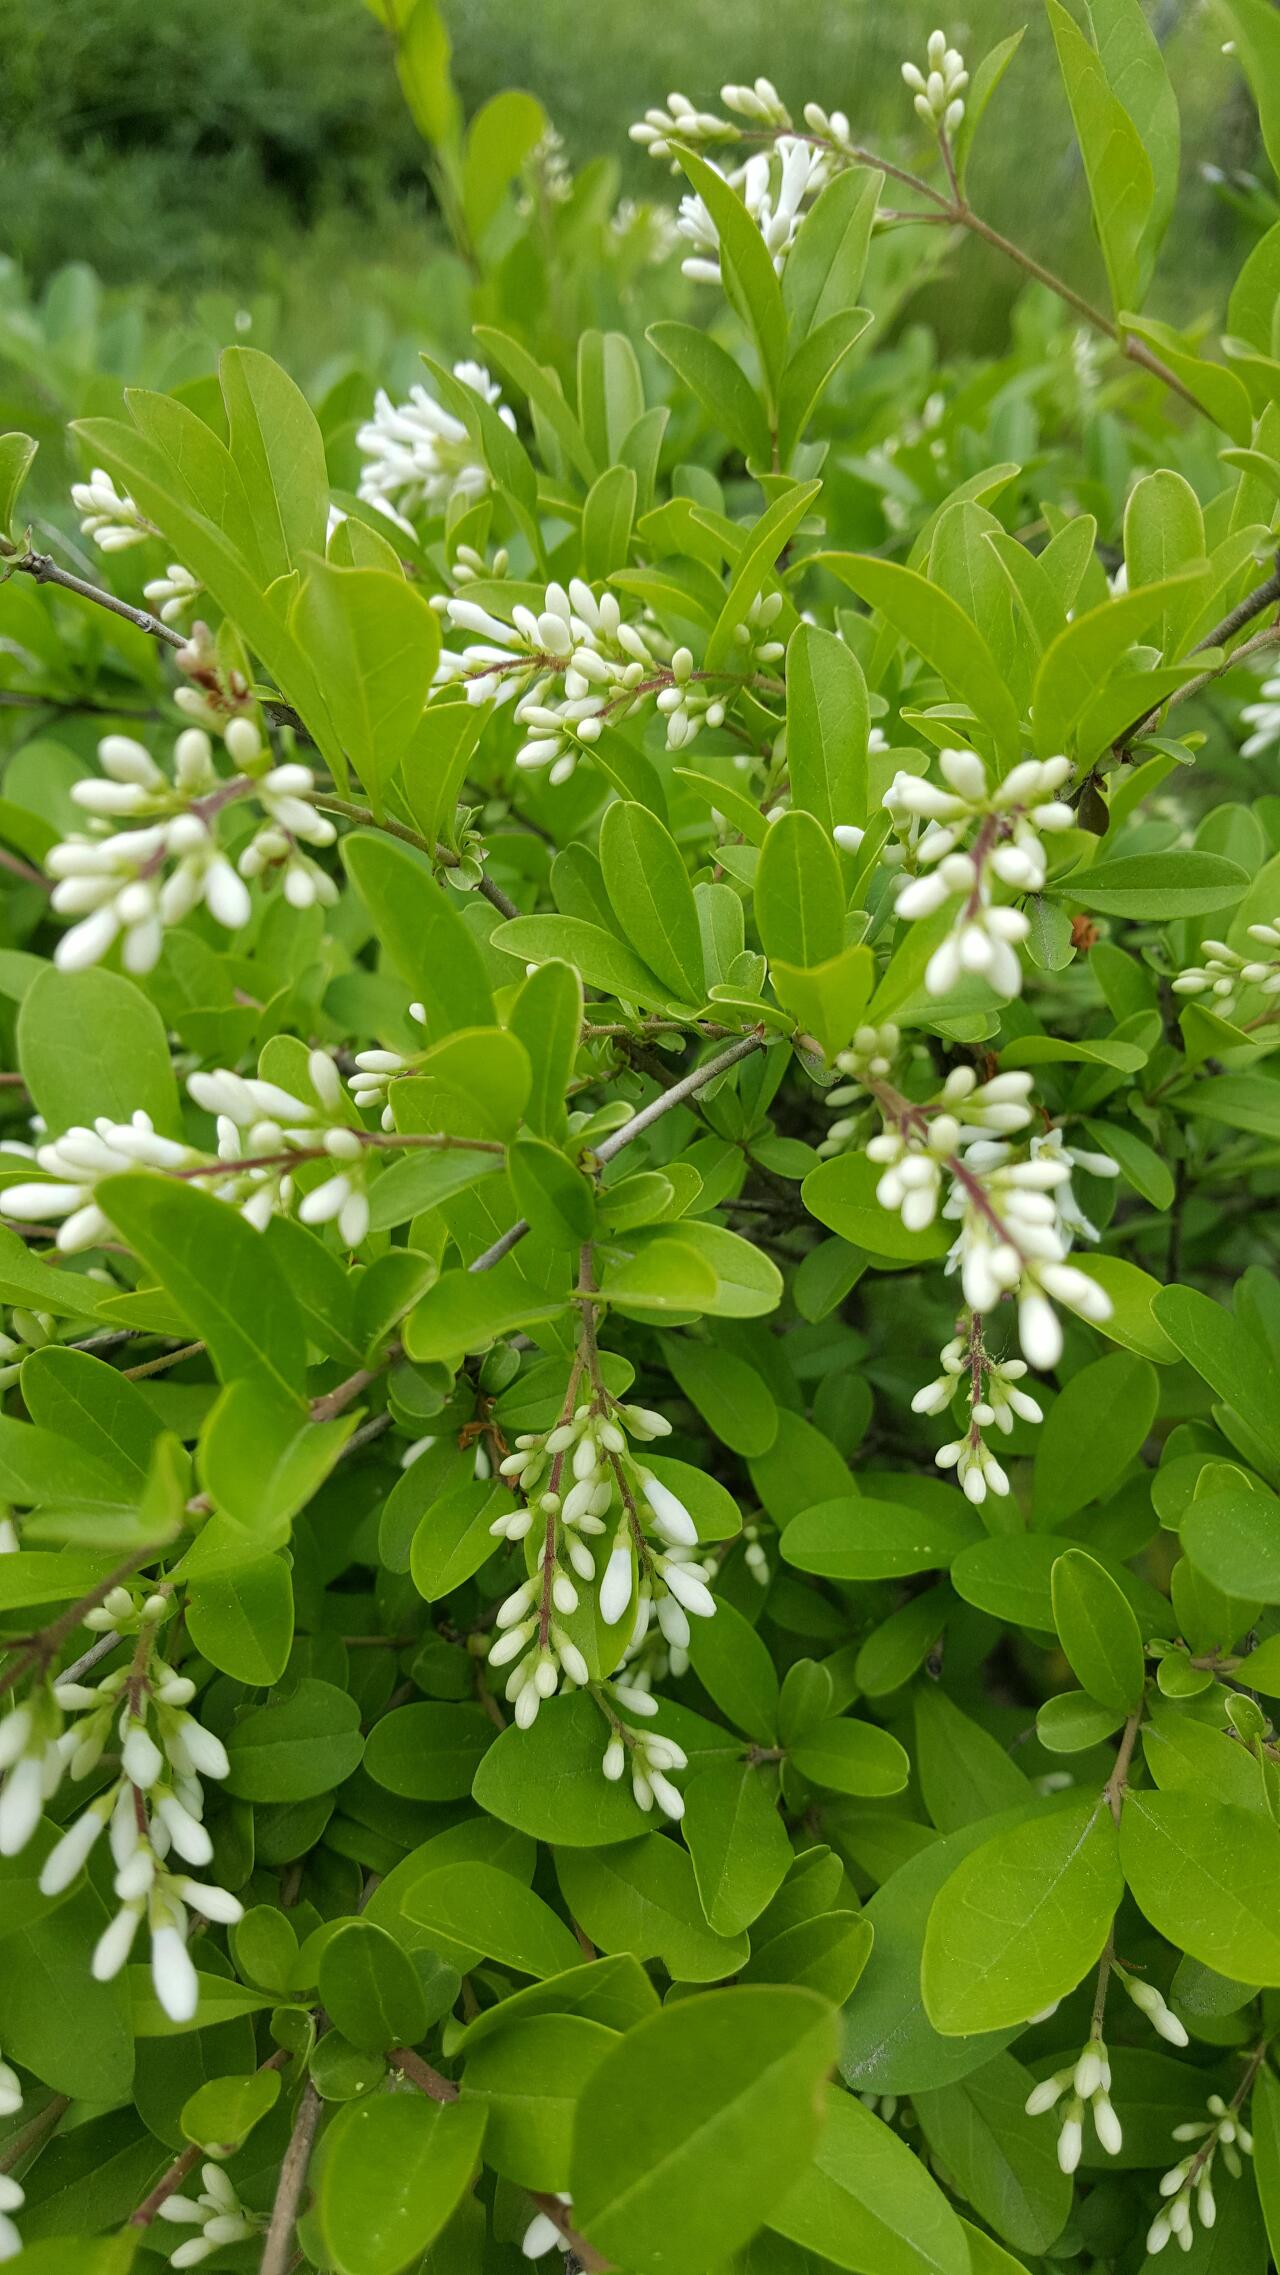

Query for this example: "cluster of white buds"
[867,1065,1039,1232]
[1030,1126,1120,1247]
[1116,1968,1189,2048]
[941,1137,1112,1370]
[886,750,1075,999]
[801,102,857,156]
[3,1111,209,1254]
[71,467,154,552]
[902,30,968,134]
[490,1392,715,1740]
[1239,671,1280,759]
[349,1001,428,1127]
[817,1023,902,1158]
[43,718,336,972]
[356,362,515,533]
[519,126,573,210]
[5,1052,376,1253]
[189,1052,373,1244]
[0,1589,241,2024]
[677,138,832,283]
[436,577,768,777]
[449,540,509,587]
[142,563,202,627]
[1148,2093,1253,2255]
[1172,921,1280,1016]
[913,1312,1043,1503]
[157,2162,261,2267]
[742,1520,770,1585]
[601,1704,689,1822]
[629,93,737,161]
[1025,2034,1122,2173]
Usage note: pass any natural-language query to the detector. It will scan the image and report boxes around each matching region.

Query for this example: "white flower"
[886,750,1074,1002]
[1240,671,1280,758]
[71,468,152,552]
[356,362,515,529]
[142,563,201,626]
[522,2194,574,2259]
[0,2171,24,2261]
[1117,1969,1189,2047]
[630,93,734,160]
[158,2161,259,2265]
[902,28,968,133]
[1148,2092,1253,2254]
[1026,2037,1121,2169]
[0,2054,21,2119]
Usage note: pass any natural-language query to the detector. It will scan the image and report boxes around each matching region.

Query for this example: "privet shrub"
[1,4,1280,2271]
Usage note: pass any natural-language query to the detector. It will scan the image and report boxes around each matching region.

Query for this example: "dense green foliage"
[1,3,1280,2272]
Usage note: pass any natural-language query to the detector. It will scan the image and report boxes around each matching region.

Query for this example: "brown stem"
[1103,1709,1143,1824]
[129,2140,202,2227]
[259,2077,322,2275]
[0,844,52,892]
[389,2046,459,2102]
[0,2094,71,2174]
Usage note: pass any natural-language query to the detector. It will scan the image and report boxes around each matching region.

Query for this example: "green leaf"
[221,346,328,578]
[789,1718,910,1798]
[822,554,1021,763]
[0,429,38,538]
[953,32,1026,190]
[921,1798,1123,2032]
[769,2087,970,2275]
[1057,850,1247,918]
[777,308,874,462]
[1046,0,1156,313]
[180,2066,282,2152]
[755,811,845,971]
[571,1988,839,2275]
[686,1597,780,1741]
[1153,1284,1280,1472]
[1123,470,1204,656]
[1034,1351,1158,1521]
[914,1687,1030,1832]
[0,1885,133,2101]
[598,800,705,1002]
[186,1556,294,1684]
[472,325,596,483]
[313,2093,487,2275]
[508,960,583,1143]
[224,1677,364,1800]
[581,463,637,579]
[462,89,548,240]
[461,2013,615,2190]
[1030,576,1203,758]
[1218,0,1280,182]
[556,1834,750,1981]
[18,965,179,1137]
[683,1757,794,1934]
[19,1345,161,1484]
[785,623,870,836]
[914,2053,1072,2258]
[674,148,789,402]
[1051,1549,1146,1711]
[1254,2066,1280,2271]
[342,830,493,1039]
[1180,1487,1280,1602]
[647,322,772,464]
[802,1152,952,1263]
[1120,1789,1280,1981]
[405,1861,582,1978]
[783,1497,980,1582]
[292,559,440,812]
[782,167,880,334]
[1179,1074,1280,1141]
[493,913,674,1010]
[364,1702,495,1800]
[659,1338,778,1461]
[318,1919,430,2052]
[99,1174,307,1409]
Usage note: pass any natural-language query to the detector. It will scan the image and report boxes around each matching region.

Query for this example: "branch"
[0,1547,156,1699]
[1103,1709,1143,1824]
[527,2192,613,2273]
[467,1027,768,1273]
[12,550,185,650]
[389,2046,459,2101]
[129,2141,201,2228]
[259,2077,322,2275]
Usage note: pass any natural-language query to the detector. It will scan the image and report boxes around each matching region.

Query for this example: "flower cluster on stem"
[0,1587,241,2024]
[1148,2092,1254,2255]
[1172,920,1280,1017]
[435,577,781,778]
[44,716,336,973]
[356,361,515,532]
[156,2162,261,2267]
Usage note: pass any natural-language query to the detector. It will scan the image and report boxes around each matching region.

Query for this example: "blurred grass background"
[0,0,1262,359]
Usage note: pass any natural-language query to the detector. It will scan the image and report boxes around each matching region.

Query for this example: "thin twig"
[389,2046,459,2101]
[259,2077,322,2275]
[13,551,185,649]
[0,1547,155,1699]
[121,1338,206,1380]
[467,1028,768,1274]
[311,792,519,921]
